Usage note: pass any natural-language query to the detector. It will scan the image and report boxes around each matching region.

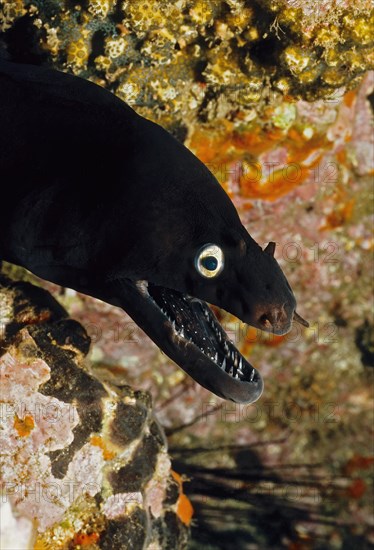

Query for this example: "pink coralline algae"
[0,276,190,548]
[0,331,104,531]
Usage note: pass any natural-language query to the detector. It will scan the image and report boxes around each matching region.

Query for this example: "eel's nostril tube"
[258,314,272,329]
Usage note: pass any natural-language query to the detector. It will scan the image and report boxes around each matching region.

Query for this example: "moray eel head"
[106,175,299,404]
[111,276,265,405]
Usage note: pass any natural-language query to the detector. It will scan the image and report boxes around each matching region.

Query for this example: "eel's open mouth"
[147,283,257,383]
[112,279,264,404]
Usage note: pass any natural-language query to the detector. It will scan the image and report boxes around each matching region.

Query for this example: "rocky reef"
[0,0,373,548]
[0,275,191,549]
[0,0,373,129]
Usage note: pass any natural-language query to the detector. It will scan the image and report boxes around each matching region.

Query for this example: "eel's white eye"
[195,244,224,278]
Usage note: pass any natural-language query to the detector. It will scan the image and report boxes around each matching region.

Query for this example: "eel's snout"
[254,302,295,336]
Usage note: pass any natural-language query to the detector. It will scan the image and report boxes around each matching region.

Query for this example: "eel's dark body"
[0,58,305,403]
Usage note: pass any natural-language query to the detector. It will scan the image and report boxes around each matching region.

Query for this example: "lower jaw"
[107,278,264,403]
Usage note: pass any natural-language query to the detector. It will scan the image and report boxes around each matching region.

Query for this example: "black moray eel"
[0,57,308,404]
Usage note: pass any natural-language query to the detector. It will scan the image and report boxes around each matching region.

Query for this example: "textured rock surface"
[0,0,373,131]
[0,1,373,548]
[0,275,191,549]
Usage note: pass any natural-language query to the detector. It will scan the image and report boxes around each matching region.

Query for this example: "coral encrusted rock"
[0,0,372,130]
[0,274,190,549]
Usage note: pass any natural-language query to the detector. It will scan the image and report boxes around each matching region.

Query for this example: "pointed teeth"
[157,296,254,383]
[250,369,255,382]
[293,311,309,327]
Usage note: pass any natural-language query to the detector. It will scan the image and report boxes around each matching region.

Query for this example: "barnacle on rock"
[189,0,216,27]
[94,53,111,72]
[105,36,127,59]
[66,34,90,71]
[140,29,178,66]
[122,0,182,36]
[116,79,142,105]
[88,0,114,20]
